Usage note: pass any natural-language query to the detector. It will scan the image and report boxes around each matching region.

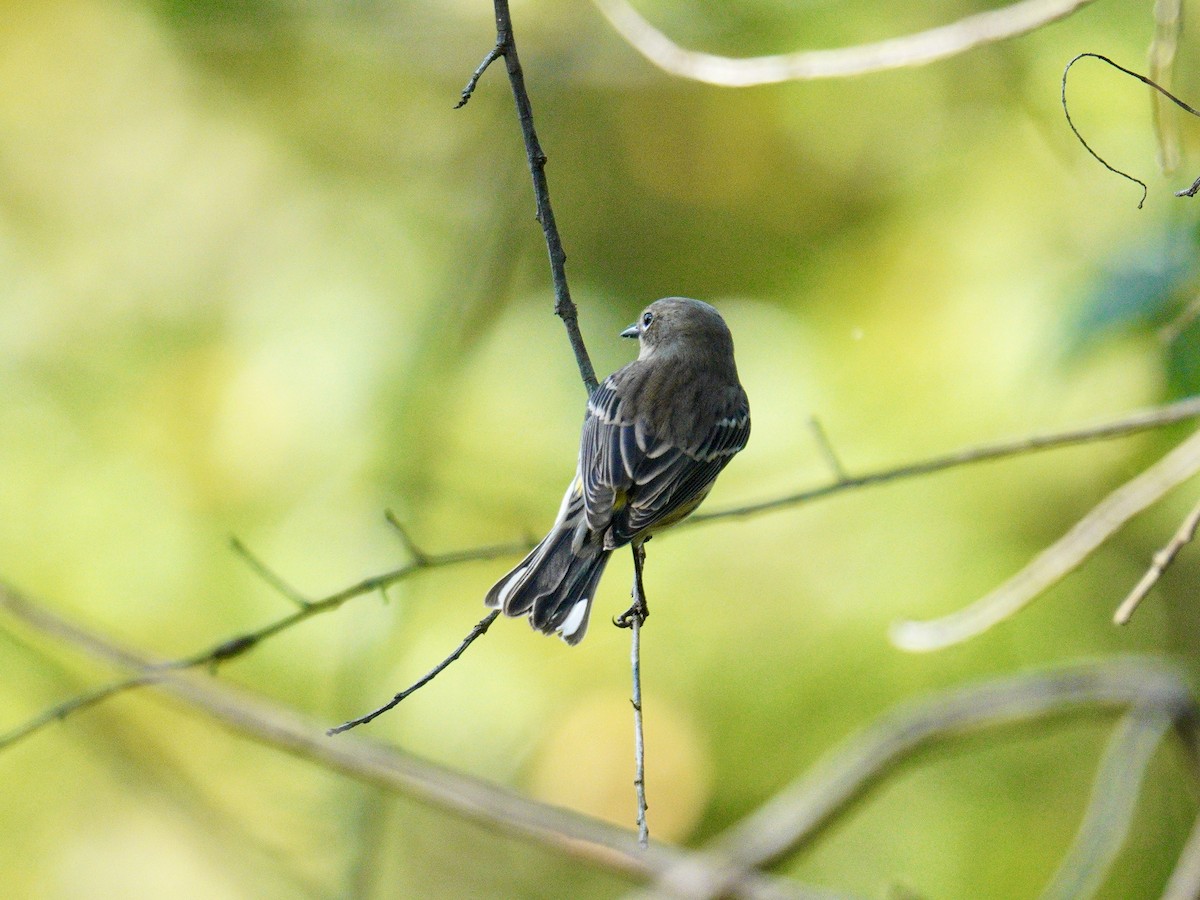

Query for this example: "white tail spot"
[560,597,590,639]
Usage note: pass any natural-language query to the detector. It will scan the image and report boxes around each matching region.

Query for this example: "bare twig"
[464,0,598,394]
[0,584,815,899]
[328,610,501,735]
[1113,493,1200,625]
[592,0,1096,86]
[650,659,1200,899]
[1061,53,1200,208]
[696,394,1200,524]
[630,543,649,849]
[26,584,1190,900]
[891,427,1200,652]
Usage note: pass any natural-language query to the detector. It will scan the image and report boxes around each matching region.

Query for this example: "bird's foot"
[613,597,649,629]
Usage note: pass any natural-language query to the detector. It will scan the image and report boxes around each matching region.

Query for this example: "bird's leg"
[614,541,649,628]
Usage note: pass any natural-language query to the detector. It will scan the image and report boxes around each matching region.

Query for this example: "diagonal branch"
[592,0,1097,86]
[327,610,501,735]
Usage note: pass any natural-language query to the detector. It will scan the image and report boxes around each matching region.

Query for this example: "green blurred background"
[3,0,1200,896]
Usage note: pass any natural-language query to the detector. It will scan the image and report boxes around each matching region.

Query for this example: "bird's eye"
[641,311,654,328]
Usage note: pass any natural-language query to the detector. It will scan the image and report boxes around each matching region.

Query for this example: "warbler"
[484,297,750,644]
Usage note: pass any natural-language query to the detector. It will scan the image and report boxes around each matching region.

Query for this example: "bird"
[484,296,750,644]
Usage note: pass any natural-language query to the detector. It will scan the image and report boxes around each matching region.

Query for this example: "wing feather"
[577,370,750,549]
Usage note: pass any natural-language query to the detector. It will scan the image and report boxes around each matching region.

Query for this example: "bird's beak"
[620,322,640,339]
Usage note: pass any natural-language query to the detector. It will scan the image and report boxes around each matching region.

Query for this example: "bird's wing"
[578,377,637,535]
[581,376,750,546]
[615,399,749,541]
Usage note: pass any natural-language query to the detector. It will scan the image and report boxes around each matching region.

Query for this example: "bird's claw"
[613,600,649,629]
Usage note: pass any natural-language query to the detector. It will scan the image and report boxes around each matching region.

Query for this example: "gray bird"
[484,297,750,644]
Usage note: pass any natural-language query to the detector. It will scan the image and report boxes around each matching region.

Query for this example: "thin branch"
[695,394,1200,524]
[0,669,160,749]
[592,0,1096,86]
[465,0,597,393]
[1061,53,1200,208]
[891,426,1200,652]
[328,611,501,735]
[630,543,649,849]
[0,532,529,752]
[1113,493,1200,625]
[650,659,1200,898]
[0,583,830,900]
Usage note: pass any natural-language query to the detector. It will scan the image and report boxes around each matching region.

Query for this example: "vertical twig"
[631,542,650,848]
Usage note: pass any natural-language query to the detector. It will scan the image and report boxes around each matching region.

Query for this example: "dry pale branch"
[891,426,1200,653]
[592,0,1096,86]
[0,582,825,900]
[1112,493,1200,625]
[629,544,650,849]
[646,659,1200,899]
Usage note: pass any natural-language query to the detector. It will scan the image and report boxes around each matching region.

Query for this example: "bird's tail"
[484,480,612,645]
